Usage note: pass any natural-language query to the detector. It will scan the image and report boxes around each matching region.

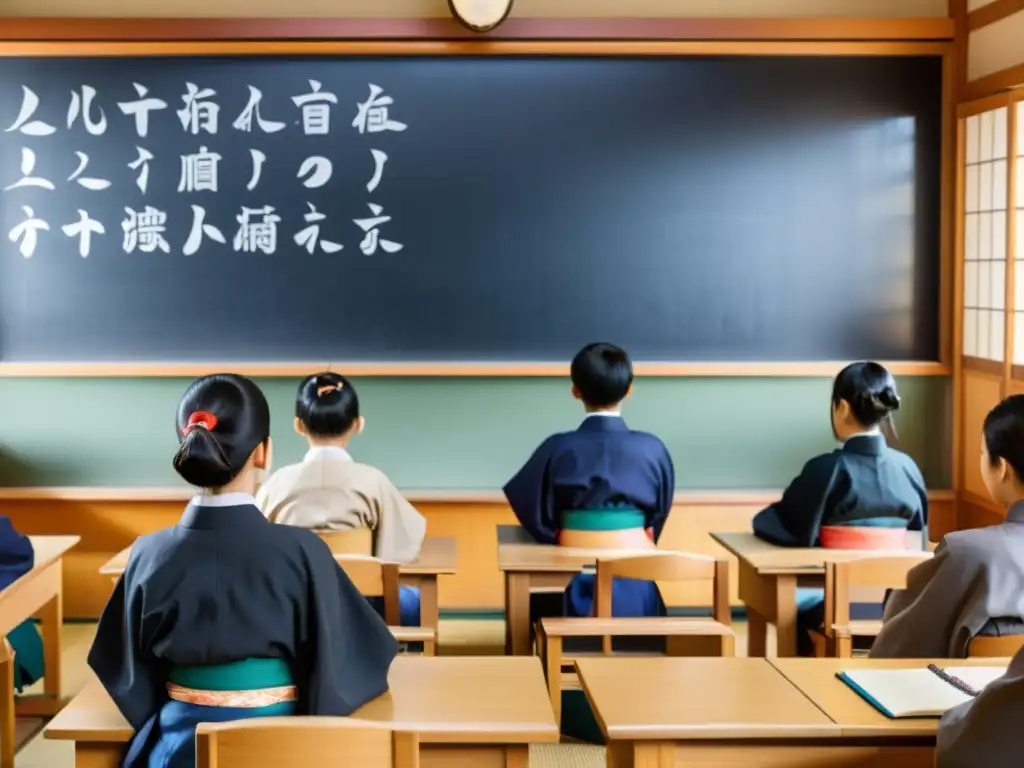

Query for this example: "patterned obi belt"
[167,658,296,709]
[819,518,909,550]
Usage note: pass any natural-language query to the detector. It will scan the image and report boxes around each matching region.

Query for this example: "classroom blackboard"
[0,55,942,363]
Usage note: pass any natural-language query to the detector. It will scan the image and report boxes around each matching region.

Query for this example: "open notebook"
[837,665,1007,718]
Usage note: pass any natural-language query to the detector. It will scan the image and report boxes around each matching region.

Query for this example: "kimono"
[0,515,44,691]
[503,414,675,619]
[752,433,928,656]
[257,446,426,626]
[88,493,397,768]
[936,643,1024,768]
[871,501,1024,658]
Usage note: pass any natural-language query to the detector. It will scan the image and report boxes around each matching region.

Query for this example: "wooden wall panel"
[0,490,955,619]
[962,370,1003,498]
[968,8,1024,81]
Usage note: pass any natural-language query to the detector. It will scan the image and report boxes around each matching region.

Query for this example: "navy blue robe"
[503,415,674,618]
[0,515,44,690]
[752,434,928,655]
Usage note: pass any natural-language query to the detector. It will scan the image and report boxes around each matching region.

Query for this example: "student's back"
[873,394,1024,658]
[504,344,674,618]
[88,374,396,768]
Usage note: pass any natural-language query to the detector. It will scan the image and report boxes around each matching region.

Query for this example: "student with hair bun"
[753,362,928,656]
[87,374,397,768]
[873,394,1024,659]
[257,372,426,626]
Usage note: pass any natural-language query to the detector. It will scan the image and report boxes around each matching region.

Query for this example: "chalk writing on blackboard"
[2,80,408,259]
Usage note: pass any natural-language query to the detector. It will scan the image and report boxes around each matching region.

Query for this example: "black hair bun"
[876,386,901,412]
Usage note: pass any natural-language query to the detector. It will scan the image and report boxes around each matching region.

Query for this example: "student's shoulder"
[261,462,309,491]
[800,449,844,476]
[883,446,926,482]
[626,428,672,454]
[270,523,337,564]
[936,526,995,563]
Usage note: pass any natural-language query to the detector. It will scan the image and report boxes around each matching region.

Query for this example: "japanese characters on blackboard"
[4,80,408,259]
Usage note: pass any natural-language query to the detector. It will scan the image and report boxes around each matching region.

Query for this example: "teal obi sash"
[169,658,293,691]
[831,518,908,528]
[562,508,645,531]
[8,620,43,692]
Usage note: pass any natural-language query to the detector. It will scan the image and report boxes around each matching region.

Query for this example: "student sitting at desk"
[257,372,426,626]
[872,394,1024,658]
[752,362,927,656]
[88,374,396,768]
[936,644,1024,768]
[0,516,43,691]
[503,342,674,619]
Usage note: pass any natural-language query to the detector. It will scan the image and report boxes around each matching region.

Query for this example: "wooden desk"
[711,531,929,658]
[497,525,660,656]
[577,657,938,767]
[769,657,1010,738]
[99,537,457,632]
[0,536,80,719]
[44,656,558,768]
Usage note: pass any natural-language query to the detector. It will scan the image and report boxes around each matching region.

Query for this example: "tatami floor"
[13,619,754,767]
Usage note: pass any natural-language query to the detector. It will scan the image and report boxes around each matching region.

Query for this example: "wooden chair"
[335,556,436,655]
[536,552,734,724]
[817,554,932,657]
[0,639,13,768]
[196,717,419,768]
[317,528,374,556]
[967,634,1024,658]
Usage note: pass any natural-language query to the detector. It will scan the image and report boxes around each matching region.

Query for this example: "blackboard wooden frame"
[0,20,956,377]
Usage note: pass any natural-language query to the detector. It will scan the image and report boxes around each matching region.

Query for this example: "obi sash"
[167,658,296,710]
[561,508,646,531]
[819,518,909,550]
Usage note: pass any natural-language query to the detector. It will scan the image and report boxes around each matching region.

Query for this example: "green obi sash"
[833,517,908,528]
[562,508,645,531]
[169,658,293,691]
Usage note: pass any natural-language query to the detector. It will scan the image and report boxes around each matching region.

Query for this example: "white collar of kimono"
[304,445,353,462]
[846,430,881,440]
[190,492,259,508]
[584,411,621,419]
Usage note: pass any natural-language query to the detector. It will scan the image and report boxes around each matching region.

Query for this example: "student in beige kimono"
[871,394,1024,658]
[936,644,1024,767]
[257,372,426,625]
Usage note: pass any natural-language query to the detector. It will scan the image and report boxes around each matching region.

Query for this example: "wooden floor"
[13,619,753,767]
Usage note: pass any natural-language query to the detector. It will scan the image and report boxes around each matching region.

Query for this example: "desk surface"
[497,525,661,573]
[575,657,837,742]
[28,536,81,567]
[710,532,931,575]
[768,657,1011,737]
[45,657,558,745]
[99,536,457,577]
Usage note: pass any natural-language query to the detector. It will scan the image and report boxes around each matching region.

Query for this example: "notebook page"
[841,668,975,717]
[942,667,1007,692]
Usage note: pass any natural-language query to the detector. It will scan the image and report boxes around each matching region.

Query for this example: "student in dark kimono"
[257,372,426,626]
[504,342,675,620]
[936,643,1024,768]
[872,395,1024,658]
[87,374,397,768]
[0,516,44,690]
[752,362,927,656]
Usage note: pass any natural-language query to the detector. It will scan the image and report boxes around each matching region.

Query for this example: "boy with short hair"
[503,342,675,618]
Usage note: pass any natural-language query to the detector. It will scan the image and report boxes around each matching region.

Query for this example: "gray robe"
[871,502,1024,658]
[937,645,1024,767]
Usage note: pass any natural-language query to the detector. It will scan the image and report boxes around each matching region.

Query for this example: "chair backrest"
[195,717,419,768]
[967,634,1024,658]
[594,552,730,624]
[335,556,401,626]
[317,528,374,556]
[825,554,933,626]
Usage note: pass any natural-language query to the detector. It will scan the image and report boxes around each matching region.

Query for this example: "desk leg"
[504,745,528,767]
[17,561,63,718]
[746,609,768,658]
[504,572,532,656]
[774,575,798,658]
[75,743,123,768]
[419,576,439,632]
[607,742,674,768]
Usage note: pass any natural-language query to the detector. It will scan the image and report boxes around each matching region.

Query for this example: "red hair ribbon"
[181,411,218,436]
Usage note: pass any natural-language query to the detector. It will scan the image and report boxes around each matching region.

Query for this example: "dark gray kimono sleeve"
[752,453,838,547]
[937,647,1024,768]
[298,536,399,715]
